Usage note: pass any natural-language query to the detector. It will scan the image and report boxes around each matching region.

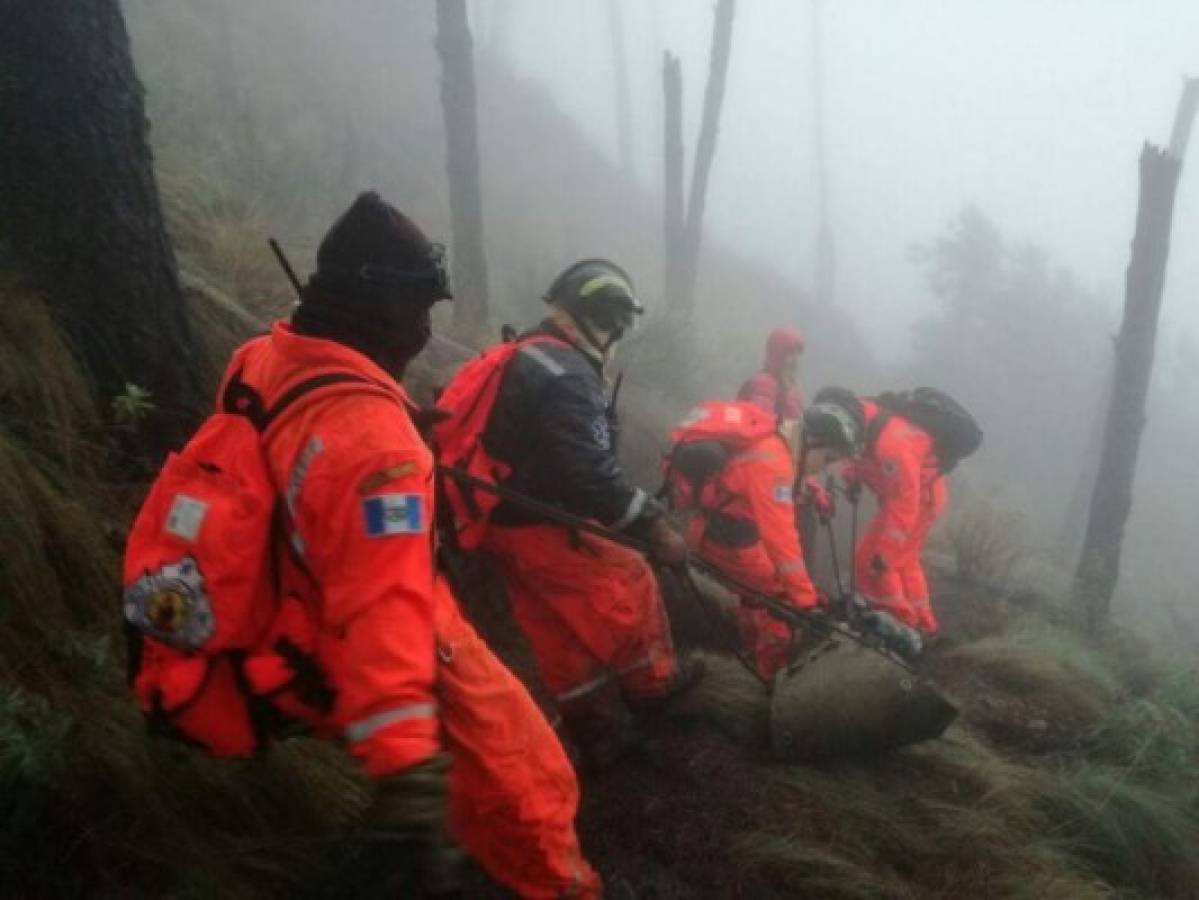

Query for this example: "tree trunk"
[1055,364,1112,562]
[676,0,737,322]
[663,52,685,315]
[810,0,836,305]
[0,0,202,449]
[1073,78,1198,628]
[435,0,490,333]
[606,0,634,178]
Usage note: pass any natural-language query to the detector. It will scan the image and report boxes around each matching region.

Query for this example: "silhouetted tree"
[1074,77,1199,629]
[606,0,634,178]
[908,206,1108,520]
[663,52,685,314]
[436,0,490,332]
[0,0,202,451]
[810,0,836,305]
[677,0,737,323]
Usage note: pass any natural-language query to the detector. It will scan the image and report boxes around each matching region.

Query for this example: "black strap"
[864,407,892,456]
[221,369,392,433]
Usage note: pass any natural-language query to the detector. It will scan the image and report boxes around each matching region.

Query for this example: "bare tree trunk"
[0,0,202,451]
[606,0,634,178]
[663,52,685,314]
[810,0,836,305]
[1073,77,1198,629]
[1055,365,1112,561]
[436,0,490,333]
[676,0,737,322]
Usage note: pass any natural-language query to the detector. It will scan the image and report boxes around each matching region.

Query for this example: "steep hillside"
[125,0,878,405]
[1,276,1196,898]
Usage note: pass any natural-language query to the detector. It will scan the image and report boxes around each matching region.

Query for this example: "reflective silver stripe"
[616,652,655,676]
[285,435,325,516]
[520,343,566,376]
[344,702,437,744]
[778,558,807,574]
[555,672,614,704]
[611,487,648,531]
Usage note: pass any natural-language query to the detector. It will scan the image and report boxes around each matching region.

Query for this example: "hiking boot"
[626,654,707,712]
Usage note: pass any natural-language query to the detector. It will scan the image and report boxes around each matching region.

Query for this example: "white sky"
[493,0,1199,362]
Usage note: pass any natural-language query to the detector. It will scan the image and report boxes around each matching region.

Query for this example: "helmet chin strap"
[570,313,624,359]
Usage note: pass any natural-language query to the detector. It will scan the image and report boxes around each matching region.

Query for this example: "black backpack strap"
[221,367,395,434]
[260,371,388,432]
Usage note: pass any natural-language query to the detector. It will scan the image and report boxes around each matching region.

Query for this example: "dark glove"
[842,475,863,506]
[367,753,464,896]
[646,516,688,568]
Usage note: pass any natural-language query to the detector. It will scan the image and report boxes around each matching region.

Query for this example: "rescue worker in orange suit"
[220,193,599,897]
[738,326,806,423]
[736,327,831,551]
[669,401,823,681]
[479,259,704,770]
[810,387,946,635]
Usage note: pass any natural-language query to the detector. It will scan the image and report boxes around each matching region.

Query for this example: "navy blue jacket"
[483,320,652,531]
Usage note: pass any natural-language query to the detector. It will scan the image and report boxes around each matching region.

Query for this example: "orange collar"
[268,321,414,404]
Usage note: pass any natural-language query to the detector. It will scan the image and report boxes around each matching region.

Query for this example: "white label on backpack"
[774,484,792,503]
[165,494,209,542]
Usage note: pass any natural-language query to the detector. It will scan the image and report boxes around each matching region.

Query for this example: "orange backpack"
[122,370,389,756]
[663,400,780,510]
[433,334,569,550]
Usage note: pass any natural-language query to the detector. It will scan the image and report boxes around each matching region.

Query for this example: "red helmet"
[764,327,805,373]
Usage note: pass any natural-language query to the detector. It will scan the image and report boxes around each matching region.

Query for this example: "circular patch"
[123,555,215,649]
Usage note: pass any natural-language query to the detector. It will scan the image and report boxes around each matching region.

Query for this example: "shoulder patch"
[362,493,426,537]
[773,484,793,503]
[358,462,418,496]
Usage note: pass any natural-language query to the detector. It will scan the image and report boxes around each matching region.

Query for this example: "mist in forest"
[123,0,1198,632]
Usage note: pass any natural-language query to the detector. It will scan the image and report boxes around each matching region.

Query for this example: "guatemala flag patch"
[362,493,425,537]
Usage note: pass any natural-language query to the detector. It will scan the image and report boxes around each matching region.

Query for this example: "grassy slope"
[1,274,1196,898]
[2,7,1195,892]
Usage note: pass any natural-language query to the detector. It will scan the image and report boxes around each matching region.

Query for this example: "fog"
[497,0,1199,361]
[125,0,1197,631]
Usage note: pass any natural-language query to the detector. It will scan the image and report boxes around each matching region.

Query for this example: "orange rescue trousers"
[694,535,798,681]
[483,524,678,725]
[434,578,601,898]
[855,477,947,634]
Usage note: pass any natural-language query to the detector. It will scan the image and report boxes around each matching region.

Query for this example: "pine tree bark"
[436,0,491,333]
[662,52,685,314]
[1073,77,1198,628]
[0,0,202,448]
[677,0,736,323]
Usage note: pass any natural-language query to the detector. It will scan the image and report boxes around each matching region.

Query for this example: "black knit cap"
[307,192,452,305]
